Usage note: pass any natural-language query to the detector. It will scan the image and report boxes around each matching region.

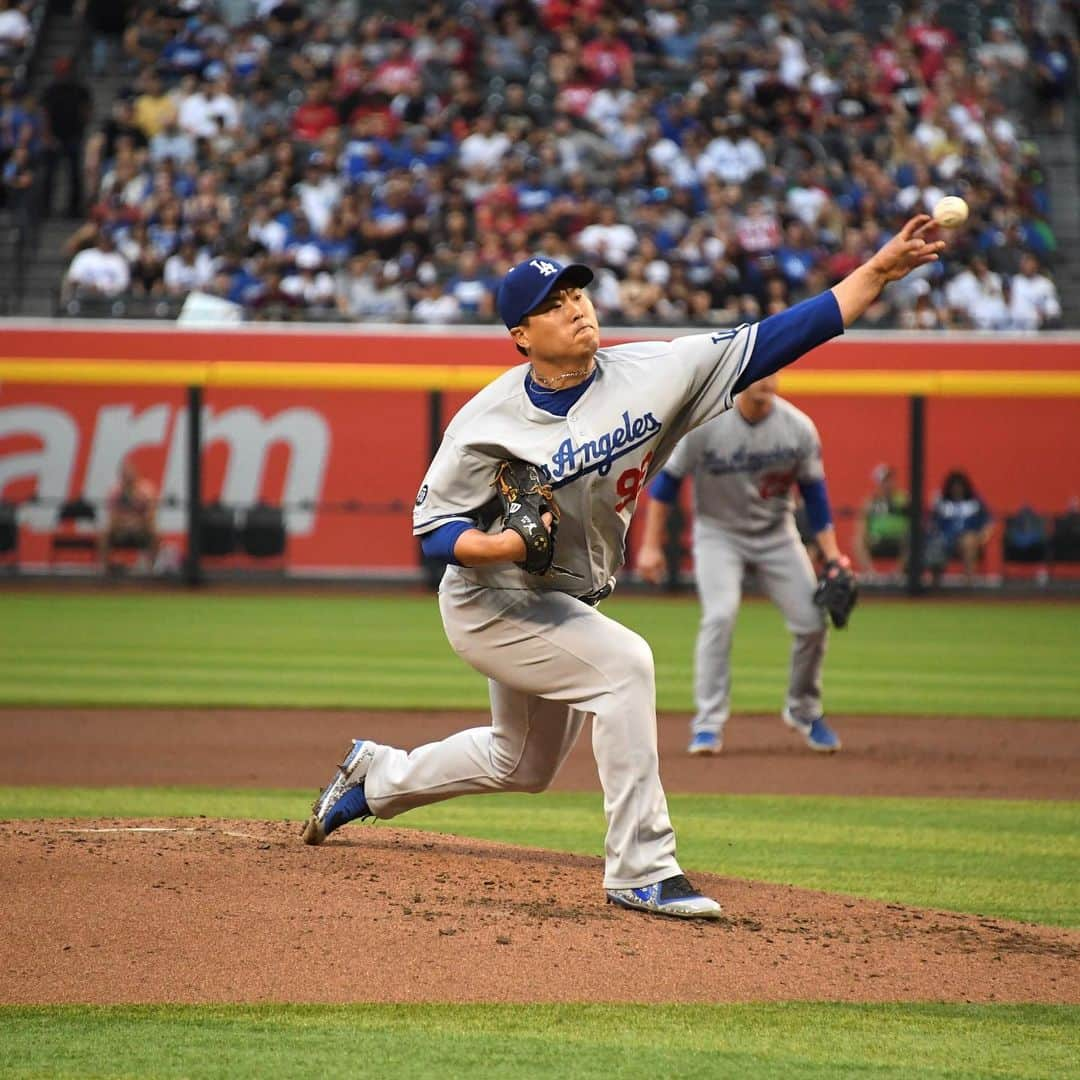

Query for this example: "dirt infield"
[1,708,1078,1005]
[3,708,1078,799]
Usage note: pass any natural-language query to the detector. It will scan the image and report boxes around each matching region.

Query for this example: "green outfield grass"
[1,592,1077,715]
[4,786,1077,927]
[4,586,1076,1079]
[0,1003,1075,1080]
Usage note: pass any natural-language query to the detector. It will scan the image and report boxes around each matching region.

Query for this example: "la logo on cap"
[530,259,558,276]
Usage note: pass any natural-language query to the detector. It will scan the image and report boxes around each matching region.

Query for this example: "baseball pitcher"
[302,216,945,920]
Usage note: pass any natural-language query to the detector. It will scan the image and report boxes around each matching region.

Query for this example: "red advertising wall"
[2,324,1078,573]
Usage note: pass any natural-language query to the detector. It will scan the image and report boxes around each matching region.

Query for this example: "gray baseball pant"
[690,520,827,736]
[362,568,683,890]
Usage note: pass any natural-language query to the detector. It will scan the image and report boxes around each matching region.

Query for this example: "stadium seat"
[1001,506,1050,584]
[49,497,97,568]
[1050,511,1080,564]
[199,502,239,559]
[0,502,17,569]
[1002,507,1049,564]
[240,503,287,568]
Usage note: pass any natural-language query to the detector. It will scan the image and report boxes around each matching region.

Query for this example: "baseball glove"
[814,558,858,629]
[492,459,561,575]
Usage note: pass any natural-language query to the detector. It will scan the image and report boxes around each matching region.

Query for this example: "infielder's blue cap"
[496,257,594,329]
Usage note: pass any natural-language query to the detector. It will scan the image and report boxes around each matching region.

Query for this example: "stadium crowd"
[3,0,1075,328]
[0,1,46,236]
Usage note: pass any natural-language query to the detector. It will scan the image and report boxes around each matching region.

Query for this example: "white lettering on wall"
[204,407,330,536]
[0,406,79,529]
[158,406,191,534]
[0,402,330,536]
[84,404,171,521]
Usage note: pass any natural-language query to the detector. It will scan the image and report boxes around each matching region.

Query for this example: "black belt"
[577,582,614,607]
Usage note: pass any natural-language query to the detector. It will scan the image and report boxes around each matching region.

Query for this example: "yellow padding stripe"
[208,362,502,390]
[1,359,1079,396]
[0,360,210,386]
[781,370,1080,397]
[0,359,506,390]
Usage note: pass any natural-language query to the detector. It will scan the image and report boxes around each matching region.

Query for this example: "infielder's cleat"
[606,874,723,920]
[301,739,377,845]
[783,709,841,753]
[687,730,721,756]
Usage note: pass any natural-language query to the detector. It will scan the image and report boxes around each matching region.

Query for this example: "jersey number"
[757,468,796,499]
[615,452,654,513]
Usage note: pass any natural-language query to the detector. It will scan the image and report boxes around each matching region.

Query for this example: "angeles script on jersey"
[664,396,824,536]
[412,327,757,593]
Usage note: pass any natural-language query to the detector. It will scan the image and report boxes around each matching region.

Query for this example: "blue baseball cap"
[496,257,594,329]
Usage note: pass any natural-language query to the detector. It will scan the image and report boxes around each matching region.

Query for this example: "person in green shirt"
[854,464,909,574]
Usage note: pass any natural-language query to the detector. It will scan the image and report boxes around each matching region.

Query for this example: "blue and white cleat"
[301,740,377,845]
[783,709,841,753]
[687,730,722,756]
[606,874,723,920]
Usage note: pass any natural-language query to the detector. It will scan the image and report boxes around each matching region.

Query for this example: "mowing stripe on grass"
[1,593,1077,715]
[0,1004,1076,1080]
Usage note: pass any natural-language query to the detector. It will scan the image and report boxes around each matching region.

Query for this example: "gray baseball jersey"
[412,327,758,594]
[663,397,824,535]
[363,328,759,891]
[661,397,829,739]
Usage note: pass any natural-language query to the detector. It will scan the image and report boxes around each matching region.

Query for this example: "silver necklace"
[530,363,593,389]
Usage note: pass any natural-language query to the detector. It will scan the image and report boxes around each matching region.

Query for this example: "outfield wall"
[1,322,1078,574]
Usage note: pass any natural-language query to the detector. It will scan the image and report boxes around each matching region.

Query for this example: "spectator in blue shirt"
[445,249,495,319]
[515,159,555,215]
[926,469,994,585]
[1031,32,1075,132]
[161,23,207,78]
[390,126,453,171]
[341,116,393,184]
[657,10,700,68]
[776,219,821,294]
[1,84,43,157]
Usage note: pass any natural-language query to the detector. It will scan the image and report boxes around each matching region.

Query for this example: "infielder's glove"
[814,558,858,629]
[492,459,561,575]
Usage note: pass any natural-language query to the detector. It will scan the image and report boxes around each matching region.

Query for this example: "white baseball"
[932,196,969,228]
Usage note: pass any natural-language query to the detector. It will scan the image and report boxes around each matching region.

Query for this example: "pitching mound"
[3,820,1077,1005]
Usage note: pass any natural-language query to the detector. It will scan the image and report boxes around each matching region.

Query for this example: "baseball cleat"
[783,709,841,753]
[606,874,723,920]
[301,739,377,845]
[687,730,722,756]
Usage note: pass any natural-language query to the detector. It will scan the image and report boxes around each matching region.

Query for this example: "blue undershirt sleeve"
[798,478,833,534]
[733,291,844,394]
[420,519,476,566]
[648,470,683,505]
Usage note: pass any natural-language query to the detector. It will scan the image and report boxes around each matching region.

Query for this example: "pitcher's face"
[511,286,599,364]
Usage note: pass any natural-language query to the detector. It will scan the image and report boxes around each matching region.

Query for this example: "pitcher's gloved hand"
[814,557,858,629]
[492,459,560,574]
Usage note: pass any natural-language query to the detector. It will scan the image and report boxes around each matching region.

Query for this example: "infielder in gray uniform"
[302,215,945,920]
[637,374,847,755]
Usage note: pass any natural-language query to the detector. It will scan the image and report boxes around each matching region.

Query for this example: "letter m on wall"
[161,406,330,536]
